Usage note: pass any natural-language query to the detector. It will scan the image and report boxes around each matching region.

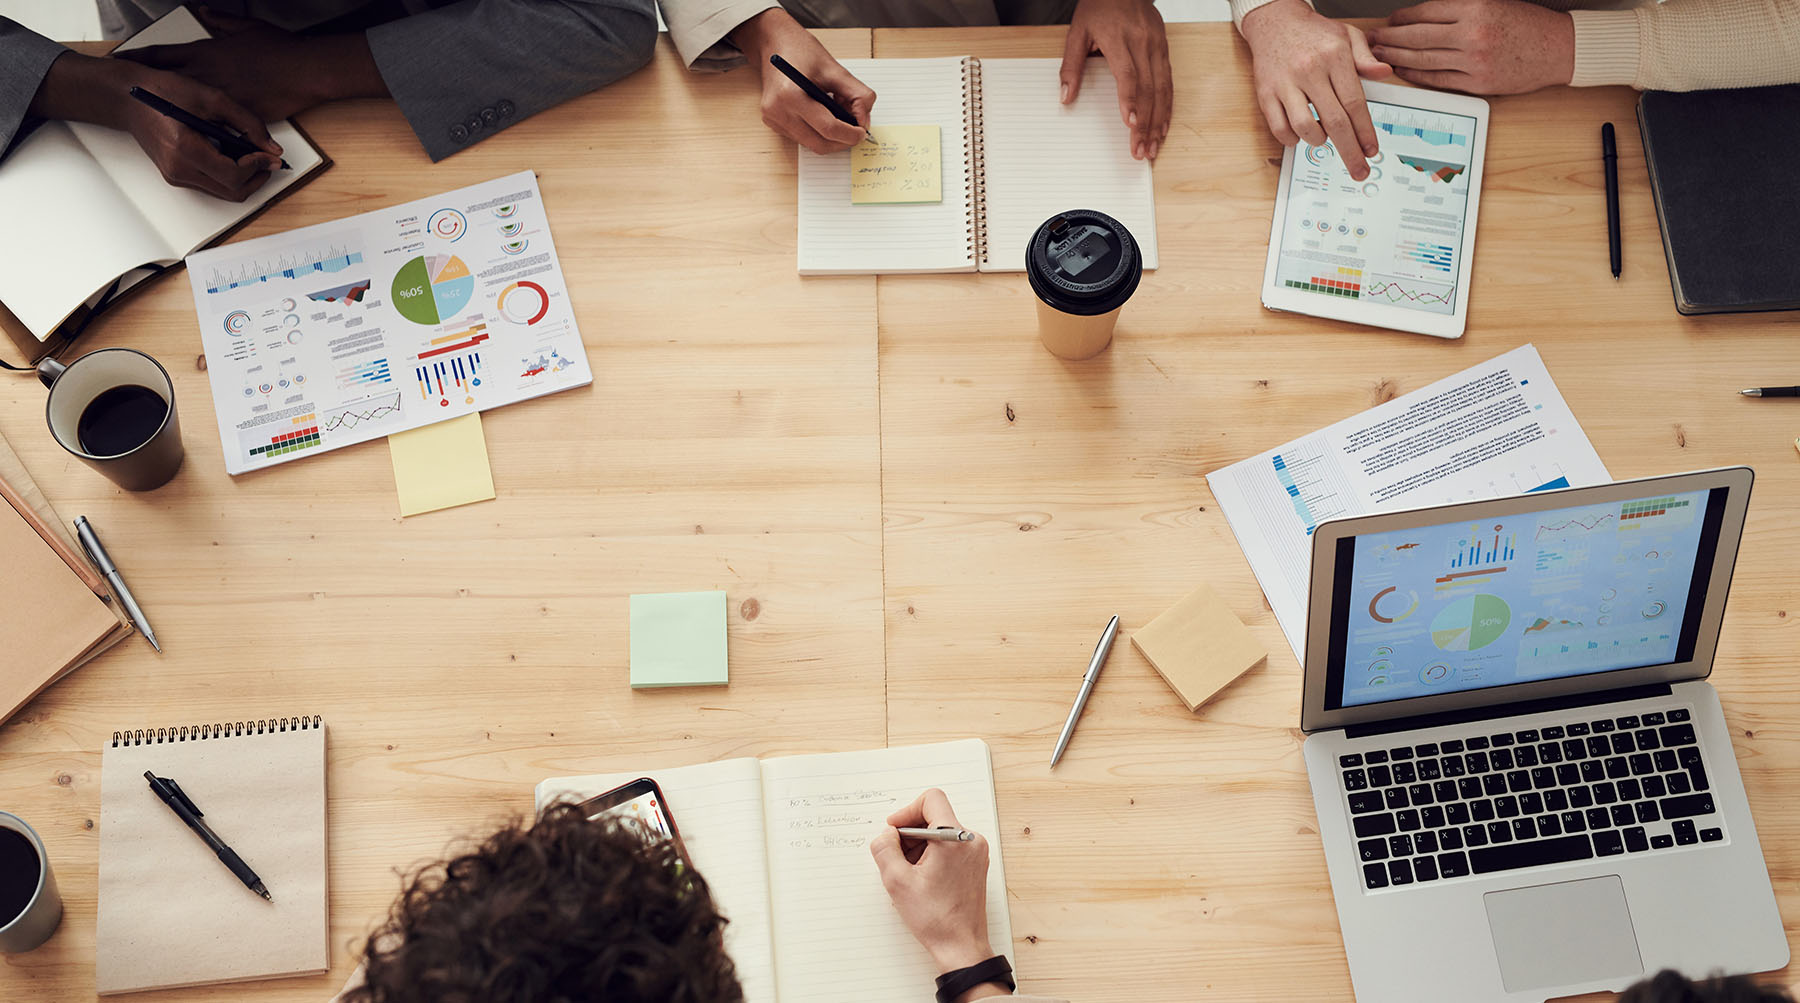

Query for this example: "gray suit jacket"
[1,0,658,162]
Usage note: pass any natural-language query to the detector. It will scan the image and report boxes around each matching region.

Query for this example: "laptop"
[1299,468,1787,1002]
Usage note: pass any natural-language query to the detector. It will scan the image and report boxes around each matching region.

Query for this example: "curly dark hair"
[1621,971,1796,1003]
[342,802,744,1003]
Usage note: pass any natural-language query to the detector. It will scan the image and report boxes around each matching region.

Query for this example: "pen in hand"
[767,54,871,144]
[897,826,975,842]
[128,86,290,170]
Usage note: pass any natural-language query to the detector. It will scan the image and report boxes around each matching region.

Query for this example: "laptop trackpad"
[1484,875,1643,993]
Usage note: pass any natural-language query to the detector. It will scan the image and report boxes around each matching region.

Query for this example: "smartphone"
[575,777,680,846]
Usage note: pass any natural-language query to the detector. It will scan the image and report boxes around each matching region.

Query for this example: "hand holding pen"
[730,9,875,154]
[870,790,995,973]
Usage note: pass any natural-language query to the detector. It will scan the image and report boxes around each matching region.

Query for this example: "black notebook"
[1638,85,1800,315]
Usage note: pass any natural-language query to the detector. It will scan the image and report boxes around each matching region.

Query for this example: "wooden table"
[2,22,1796,1002]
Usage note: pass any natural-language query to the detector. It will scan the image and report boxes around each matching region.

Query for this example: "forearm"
[28,52,140,129]
[1570,0,1800,91]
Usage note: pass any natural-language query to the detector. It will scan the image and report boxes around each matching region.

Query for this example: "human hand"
[869,789,995,976]
[1061,0,1172,161]
[28,52,279,201]
[732,8,875,155]
[1239,0,1392,181]
[1367,0,1575,95]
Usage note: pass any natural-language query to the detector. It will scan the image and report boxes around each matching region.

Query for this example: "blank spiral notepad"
[96,717,329,995]
[797,57,1159,275]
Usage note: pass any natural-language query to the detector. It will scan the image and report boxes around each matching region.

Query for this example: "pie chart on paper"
[1430,594,1510,651]
[392,254,474,325]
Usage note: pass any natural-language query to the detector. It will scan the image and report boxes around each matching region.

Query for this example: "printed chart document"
[1207,345,1610,661]
[186,171,589,474]
[535,739,1011,1003]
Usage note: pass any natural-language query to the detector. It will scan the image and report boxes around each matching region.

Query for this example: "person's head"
[342,802,743,1003]
[1621,970,1796,1003]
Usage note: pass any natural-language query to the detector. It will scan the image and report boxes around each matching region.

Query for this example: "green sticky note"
[630,591,728,688]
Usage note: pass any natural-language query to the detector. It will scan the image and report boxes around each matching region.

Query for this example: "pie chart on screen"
[392,254,474,325]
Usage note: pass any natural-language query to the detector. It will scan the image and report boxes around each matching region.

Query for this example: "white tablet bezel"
[1260,81,1491,339]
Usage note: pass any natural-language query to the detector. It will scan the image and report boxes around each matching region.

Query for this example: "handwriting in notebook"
[851,126,943,205]
[781,789,901,851]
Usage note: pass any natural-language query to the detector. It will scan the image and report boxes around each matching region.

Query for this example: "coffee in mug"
[1025,210,1143,360]
[0,812,62,953]
[38,348,183,491]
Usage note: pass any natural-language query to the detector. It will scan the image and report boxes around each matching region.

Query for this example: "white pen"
[897,827,975,842]
[74,516,159,652]
[1050,615,1120,768]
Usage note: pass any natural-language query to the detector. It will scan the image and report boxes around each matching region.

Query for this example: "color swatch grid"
[1621,497,1689,521]
[1288,264,1364,298]
[248,415,320,458]
[1398,240,1454,273]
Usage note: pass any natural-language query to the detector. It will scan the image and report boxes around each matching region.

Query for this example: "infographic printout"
[1206,346,1611,662]
[1274,101,1477,315]
[187,171,589,474]
[1340,489,1709,708]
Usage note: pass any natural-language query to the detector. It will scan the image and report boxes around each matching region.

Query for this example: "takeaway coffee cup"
[38,348,184,491]
[1025,209,1142,360]
[0,812,62,953]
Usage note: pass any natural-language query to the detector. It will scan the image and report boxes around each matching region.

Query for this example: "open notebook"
[0,5,327,344]
[535,738,1012,1003]
[798,57,1158,274]
[97,717,329,995]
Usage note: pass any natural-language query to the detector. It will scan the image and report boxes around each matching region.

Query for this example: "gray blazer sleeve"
[365,0,659,162]
[0,19,70,156]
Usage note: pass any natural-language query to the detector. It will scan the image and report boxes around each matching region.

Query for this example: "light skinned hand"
[1367,0,1575,95]
[120,7,385,122]
[869,789,997,978]
[28,52,280,201]
[1060,0,1173,161]
[732,8,875,155]
[1239,0,1392,181]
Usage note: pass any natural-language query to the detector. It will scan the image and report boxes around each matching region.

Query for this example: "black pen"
[1739,387,1800,398]
[768,54,870,143]
[1602,122,1620,280]
[128,86,290,169]
[144,771,272,901]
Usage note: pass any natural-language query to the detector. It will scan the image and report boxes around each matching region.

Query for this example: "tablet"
[1260,81,1490,339]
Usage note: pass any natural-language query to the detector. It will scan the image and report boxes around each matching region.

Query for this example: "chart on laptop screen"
[1340,491,1711,708]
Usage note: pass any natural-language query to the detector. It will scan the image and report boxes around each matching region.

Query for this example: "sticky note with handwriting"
[850,125,942,205]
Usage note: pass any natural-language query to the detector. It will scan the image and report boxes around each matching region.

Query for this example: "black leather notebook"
[1638,85,1800,315]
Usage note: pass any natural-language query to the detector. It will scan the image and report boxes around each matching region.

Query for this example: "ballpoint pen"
[1602,122,1621,280]
[144,771,271,901]
[1050,615,1120,768]
[128,86,291,169]
[73,516,159,652]
[1739,387,1800,398]
[898,827,976,842]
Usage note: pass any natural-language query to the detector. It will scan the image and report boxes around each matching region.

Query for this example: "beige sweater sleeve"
[1569,0,1800,91]
[1231,0,1308,30]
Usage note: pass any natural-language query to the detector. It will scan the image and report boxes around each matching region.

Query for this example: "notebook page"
[69,6,324,263]
[534,758,778,1003]
[797,58,974,275]
[96,723,328,994]
[977,58,1159,272]
[761,739,1012,1002]
[0,124,171,339]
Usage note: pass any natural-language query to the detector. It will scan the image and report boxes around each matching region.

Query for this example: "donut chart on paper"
[498,280,550,325]
[392,254,474,325]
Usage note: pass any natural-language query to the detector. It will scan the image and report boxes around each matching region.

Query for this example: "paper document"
[186,171,589,474]
[1206,345,1609,662]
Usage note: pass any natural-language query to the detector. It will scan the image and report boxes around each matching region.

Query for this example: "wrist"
[729,8,791,63]
[929,938,997,976]
[1239,0,1306,39]
[30,52,145,130]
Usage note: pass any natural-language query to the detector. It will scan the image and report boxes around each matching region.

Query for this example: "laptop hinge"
[1343,683,1676,740]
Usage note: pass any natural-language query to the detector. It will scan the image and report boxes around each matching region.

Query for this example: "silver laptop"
[1299,468,1786,1002]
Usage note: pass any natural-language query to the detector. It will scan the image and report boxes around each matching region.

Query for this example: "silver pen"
[897,827,975,842]
[1050,615,1120,768]
[73,516,159,652]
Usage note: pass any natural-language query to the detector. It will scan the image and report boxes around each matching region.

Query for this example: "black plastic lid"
[1025,210,1142,316]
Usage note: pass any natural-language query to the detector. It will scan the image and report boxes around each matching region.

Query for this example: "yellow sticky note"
[388,412,496,517]
[850,125,942,205]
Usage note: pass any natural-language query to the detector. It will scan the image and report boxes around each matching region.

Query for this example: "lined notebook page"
[797,58,974,275]
[977,58,1159,272]
[535,758,779,1003]
[761,739,1012,1003]
[96,724,328,995]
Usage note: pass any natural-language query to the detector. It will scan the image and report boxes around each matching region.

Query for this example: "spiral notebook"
[96,717,329,996]
[797,57,1159,275]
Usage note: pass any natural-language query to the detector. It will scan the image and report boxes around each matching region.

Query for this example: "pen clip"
[163,776,203,818]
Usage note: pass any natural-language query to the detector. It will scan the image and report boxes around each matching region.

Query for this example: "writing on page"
[851,126,943,205]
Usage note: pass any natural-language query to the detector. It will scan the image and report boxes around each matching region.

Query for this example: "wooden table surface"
[3,22,1797,1002]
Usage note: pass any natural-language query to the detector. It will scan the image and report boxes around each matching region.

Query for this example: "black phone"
[575,777,681,846]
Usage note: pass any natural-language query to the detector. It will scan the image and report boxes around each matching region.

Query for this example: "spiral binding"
[962,57,989,267]
[111,715,322,747]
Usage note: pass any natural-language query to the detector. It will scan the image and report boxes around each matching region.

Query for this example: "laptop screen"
[1324,487,1728,711]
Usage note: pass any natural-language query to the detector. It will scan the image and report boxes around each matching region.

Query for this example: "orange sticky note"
[1131,582,1268,712]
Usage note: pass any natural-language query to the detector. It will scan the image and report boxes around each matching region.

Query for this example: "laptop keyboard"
[1337,707,1725,891]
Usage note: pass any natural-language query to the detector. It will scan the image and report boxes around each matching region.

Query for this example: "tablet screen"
[1273,101,1479,317]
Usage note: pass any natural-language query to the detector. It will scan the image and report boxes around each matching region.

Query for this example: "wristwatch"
[935,955,1015,1003]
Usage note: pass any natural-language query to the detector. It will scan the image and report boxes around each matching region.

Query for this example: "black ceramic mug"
[38,348,183,491]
